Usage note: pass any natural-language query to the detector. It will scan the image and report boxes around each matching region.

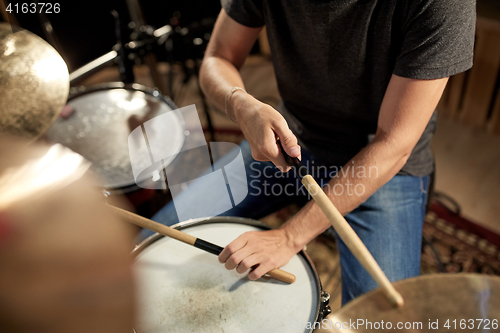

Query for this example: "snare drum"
[133,217,331,333]
[45,82,185,193]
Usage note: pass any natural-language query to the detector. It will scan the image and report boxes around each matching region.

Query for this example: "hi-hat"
[0,23,69,140]
[324,274,500,333]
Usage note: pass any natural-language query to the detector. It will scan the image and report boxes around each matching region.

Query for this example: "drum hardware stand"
[31,0,71,71]
[69,50,118,84]
[422,235,446,272]
[320,291,332,318]
[125,0,167,95]
[69,1,171,91]
[68,22,172,85]
[0,0,69,68]
[67,1,218,141]
[174,58,216,141]
[195,59,216,141]
[126,9,217,141]
[0,0,19,27]
[167,16,217,141]
[112,10,135,84]
[421,168,446,273]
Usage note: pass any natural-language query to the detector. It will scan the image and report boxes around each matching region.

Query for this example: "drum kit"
[0,13,499,333]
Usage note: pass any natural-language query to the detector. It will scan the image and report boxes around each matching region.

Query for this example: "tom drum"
[45,82,185,193]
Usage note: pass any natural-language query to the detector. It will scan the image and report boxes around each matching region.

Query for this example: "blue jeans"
[147,141,429,305]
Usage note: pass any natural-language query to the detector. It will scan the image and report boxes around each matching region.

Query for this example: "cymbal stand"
[125,0,168,94]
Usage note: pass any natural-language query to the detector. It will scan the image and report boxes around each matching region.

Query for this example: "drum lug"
[320,290,332,318]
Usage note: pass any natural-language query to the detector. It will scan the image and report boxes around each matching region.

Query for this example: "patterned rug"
[421,200,500,276]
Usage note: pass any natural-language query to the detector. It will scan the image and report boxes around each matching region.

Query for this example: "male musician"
[153,0,476,304]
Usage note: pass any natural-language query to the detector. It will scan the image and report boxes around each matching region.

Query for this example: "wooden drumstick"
[110,205,296,284]
[278,142,404,307]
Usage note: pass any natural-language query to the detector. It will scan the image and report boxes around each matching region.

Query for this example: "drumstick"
[278,142,404,307]
[110,205,296,284]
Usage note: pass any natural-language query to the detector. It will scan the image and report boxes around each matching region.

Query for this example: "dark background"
[1,0,222,70]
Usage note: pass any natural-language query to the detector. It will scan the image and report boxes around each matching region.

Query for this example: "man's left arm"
[219,74,448,279]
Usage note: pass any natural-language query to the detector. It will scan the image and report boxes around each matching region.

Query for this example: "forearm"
[281,75,447,250]
[199,55,246,113]
[281,137,412,250]
[198,10,262,118]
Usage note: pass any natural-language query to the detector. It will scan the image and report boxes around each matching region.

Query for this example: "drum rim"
[60,82,184,193]
[133,216,326,330]
[68,82,178,111]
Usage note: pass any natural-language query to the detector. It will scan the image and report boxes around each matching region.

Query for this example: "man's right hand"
[198,9,300,171]
[228,90,301,172]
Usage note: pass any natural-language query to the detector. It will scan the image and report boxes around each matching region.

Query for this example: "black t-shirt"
[222,0,476,176]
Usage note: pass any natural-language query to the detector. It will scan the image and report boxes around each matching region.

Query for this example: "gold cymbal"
[0,23,69,141]
[323,274,500,333]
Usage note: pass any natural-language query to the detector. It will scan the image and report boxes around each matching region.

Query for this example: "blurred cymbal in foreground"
[0,23,69,141]
[0,135,135,333]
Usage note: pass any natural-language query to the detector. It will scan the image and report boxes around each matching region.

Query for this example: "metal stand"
[33,0,70,70]
[125,0,167,94]
[66,0,216,141]
[0,0,19,28]
[194,60,215,141]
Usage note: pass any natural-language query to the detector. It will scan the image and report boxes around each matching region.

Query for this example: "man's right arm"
[199,9,260,111]
[199,9,301,170]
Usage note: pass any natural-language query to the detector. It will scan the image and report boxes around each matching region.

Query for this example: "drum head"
[45,84,184,191]
[133,218,321,333]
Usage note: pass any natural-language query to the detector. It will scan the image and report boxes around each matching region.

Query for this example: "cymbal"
[0,135,135,333]
[323,274,500,333]
[0,23,69,141]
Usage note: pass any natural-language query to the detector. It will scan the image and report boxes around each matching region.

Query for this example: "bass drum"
[45,82,185,194]
[133,217,331,333]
